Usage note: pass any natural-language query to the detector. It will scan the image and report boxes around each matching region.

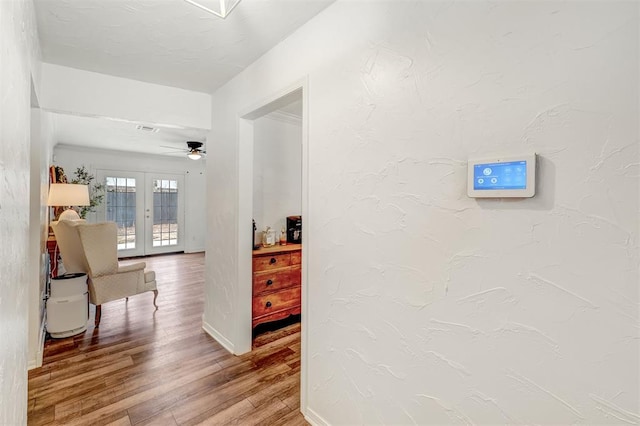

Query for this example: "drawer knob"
[269,257,277,264]
[266,279,273,286]
[266,301,272,308]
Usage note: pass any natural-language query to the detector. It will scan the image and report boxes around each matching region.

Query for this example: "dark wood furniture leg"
[95,305,102,327]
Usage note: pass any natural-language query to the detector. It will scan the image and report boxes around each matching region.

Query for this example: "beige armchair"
[51,220,157,327]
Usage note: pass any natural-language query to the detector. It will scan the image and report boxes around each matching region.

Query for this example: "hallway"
[28,252,305,425]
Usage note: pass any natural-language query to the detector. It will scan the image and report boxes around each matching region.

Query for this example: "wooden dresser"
[252,244,301,328]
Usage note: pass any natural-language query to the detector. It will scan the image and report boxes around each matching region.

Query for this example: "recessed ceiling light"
[183,0,241,19]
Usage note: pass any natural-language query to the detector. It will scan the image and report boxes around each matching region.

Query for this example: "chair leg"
[95,305,102,327]
[153,290,159,310]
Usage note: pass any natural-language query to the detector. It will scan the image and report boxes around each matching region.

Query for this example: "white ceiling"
[52,114,210,158]
[35,0,334,93]
[35,0,328,157]
[50,97,302,158]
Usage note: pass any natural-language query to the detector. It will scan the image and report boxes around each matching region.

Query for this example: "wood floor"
[28,252,306,426]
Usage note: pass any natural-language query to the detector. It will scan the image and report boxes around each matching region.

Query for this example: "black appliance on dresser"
[286,215,302,244]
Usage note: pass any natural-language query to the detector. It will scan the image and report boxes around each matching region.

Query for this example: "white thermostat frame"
[467,153,536,198]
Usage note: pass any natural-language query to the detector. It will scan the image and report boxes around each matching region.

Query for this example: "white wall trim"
[304,407,329,426]
[28,314,46,370]
[235,117,255,355]
[298,76,310,421]
[238,84,304,120]
[184,248,205,254]
[202,317,235,354]
[264,110,302,126]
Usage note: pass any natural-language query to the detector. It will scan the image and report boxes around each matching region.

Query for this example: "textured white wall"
[253,116,302,238]
[0,0,41,423]
[28,109,53,370]
[206,1,639,424]
[54,145,207,253]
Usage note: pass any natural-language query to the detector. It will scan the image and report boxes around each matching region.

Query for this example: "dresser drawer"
[253,253,291,272]
[253,266,301,295]
[252,287,301,318]
[290,250,301,265]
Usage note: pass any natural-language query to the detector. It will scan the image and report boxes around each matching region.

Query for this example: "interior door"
[97,170,185,257]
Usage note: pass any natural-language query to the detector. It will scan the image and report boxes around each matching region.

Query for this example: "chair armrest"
[118,262,146,273]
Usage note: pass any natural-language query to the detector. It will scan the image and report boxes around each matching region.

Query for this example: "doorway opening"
[237,80,309,412]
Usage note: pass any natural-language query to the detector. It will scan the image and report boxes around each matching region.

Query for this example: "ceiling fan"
[186,141,206,160]
[161,141,207,160]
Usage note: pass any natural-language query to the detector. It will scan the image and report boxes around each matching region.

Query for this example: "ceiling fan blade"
[159,145,186,151]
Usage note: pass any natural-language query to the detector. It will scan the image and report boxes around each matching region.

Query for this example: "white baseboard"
[304,407,329,426]
[184,247,205,254]
[28,315,46,370]
[202,317,235,354]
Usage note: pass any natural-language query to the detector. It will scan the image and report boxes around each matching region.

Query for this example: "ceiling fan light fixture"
[187,150,202,160]
[183,0,241,19]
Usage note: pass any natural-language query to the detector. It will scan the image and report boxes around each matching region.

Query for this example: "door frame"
[236,78,309,414]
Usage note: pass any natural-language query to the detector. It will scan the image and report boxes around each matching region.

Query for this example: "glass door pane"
[106,177,137,250]
[145,173,184,255]
[152,179,178,247]
[98,170,145,257]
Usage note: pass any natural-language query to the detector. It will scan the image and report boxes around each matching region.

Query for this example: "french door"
[97,170,185,257]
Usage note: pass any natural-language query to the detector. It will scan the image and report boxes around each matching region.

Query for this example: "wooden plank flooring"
[28,252,306,426]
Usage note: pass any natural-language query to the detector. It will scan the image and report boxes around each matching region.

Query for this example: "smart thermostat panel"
[467,154,536,198]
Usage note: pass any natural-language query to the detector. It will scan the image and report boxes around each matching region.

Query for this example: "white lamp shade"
[47,184,90,207]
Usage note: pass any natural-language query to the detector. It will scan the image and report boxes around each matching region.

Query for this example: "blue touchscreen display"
[473,160,527,190]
